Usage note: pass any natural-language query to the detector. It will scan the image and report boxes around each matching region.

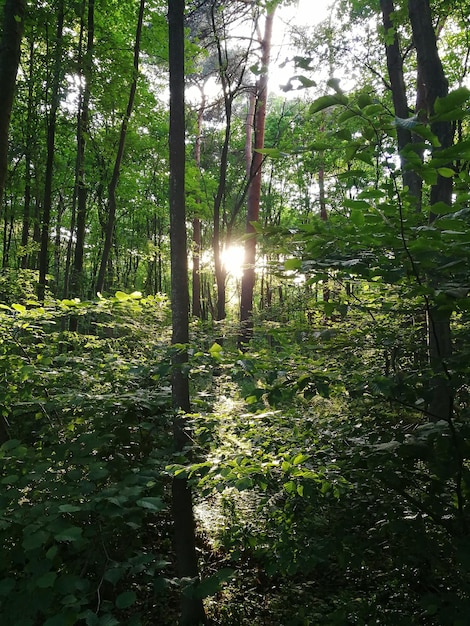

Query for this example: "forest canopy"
[0,0,469,624]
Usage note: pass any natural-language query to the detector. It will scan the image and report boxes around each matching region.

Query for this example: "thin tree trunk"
[192,90,205,318]
[318,156,331,304]
[168,1,206,624]
[68,0,94,304]
[245,89,256,179]
[96,0,144,294]
[212,91,231,321]
[38,0,64,302]
[0,0,24,206]
[192,217,201,317]
[20,37,35,269]
[53,194,65,294]
[239,7,275,346]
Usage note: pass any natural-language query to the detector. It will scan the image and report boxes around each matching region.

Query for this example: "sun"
[221,245,245,279]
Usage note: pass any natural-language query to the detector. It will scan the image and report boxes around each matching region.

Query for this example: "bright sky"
[270,0,334,95]
[185,1,335,104]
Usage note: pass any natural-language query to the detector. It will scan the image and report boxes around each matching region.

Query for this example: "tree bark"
[168,1,206,624]
[239,7,275,346]
[192,217,202,317]
[408,0,454,421]
[20,37,35,269]
[380,0,422,202]
[38,0,64,302]
[0,0,24,206]
[95,0,145,295]
[68,0,94,306]
[192,90,205,318]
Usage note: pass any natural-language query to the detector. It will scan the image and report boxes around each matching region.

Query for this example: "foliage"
[0,293,178,625]
[0,0,470,624]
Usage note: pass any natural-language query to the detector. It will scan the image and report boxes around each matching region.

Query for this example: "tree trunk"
[20,36,35,270]
[408,0,454,421]
[211,89,232,321]
[168,1,206,624]
[381,0,422,203]
[245,89,256,179]
[192,217,202,317]
[68,0,94,306]
[239,7,275,347]
[192,90,205,318]
[0,0,24,206]
[96,0,144,295]
[38,0,64,302]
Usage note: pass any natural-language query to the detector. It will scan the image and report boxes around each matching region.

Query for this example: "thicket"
[1,98,470,621]
[1,1,470,624]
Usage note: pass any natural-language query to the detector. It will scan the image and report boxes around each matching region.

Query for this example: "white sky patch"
[269,0,336,96]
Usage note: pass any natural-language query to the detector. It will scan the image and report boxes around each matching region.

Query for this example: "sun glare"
[221,245,245,279]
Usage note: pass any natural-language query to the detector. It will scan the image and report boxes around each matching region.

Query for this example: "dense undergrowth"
[0,276,469,624]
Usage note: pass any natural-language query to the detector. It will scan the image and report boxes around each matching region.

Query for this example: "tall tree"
[95,0,145,294]
[38,0,65,302]
[380,0,422,202]
[0,0,24,206]
[239,4,276,345]
[192,87,205,318]
[209,1,253,321]
[168,0,206,624]
[67,0,95,304]
[408,0,454,422]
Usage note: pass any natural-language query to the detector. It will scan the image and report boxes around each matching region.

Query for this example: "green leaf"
[412,124,441,146]
[1,474,19,484]
[430,201,452,215]
[58,504,82,513]
[292,453,310,465]
[434,87,470,114]
[36,572,57,588]
[23,530,50,551]
[46,546,58,560]
[115,590,137,609]
[297,75,316,88]
[362,103,384,116]
[337,108,361,123]
[284,258,301,271]
[136,497,164,512]
[192,568,235,599]
[114,291,129,301]
[104,567,126,586]
[357,93,373,108]
[310,94,348,114]
[327,77,344,94]
[54,526,83,542]
[254,148,282,157]
[209,342,223,357]
[344,199,370,210]
[437,167,455,178]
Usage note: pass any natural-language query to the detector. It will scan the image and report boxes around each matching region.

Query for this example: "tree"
[37,0,65,302]
[380,0,422,202]
[239,3,276,346]
[95,0,146,295]
[67,0,95,305]
[168,0,206,623]
[408,0,454,422]
[0,0,24,205]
